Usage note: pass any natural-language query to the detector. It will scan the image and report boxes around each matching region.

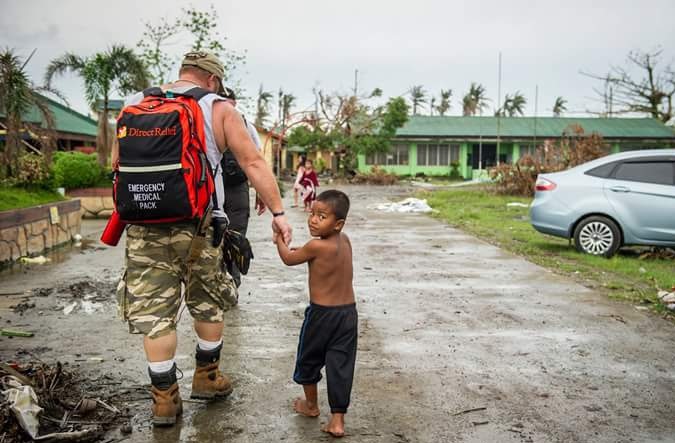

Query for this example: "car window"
[585,162,617,178]
[612,161,674,185]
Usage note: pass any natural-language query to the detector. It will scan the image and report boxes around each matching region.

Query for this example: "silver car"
[530,149,675,257]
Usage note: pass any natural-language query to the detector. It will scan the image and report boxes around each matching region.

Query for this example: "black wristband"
[272,211,285,217]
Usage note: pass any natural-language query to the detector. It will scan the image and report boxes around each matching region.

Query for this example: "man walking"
[220,87,266,288]
[113,51,291,426]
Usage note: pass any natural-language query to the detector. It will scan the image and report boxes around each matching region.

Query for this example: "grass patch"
[0,185,65,212]
[422,186,675,316]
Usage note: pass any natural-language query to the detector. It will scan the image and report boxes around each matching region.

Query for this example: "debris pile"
[1,361,133,442]
[373,198,434,213]
[658,288,675,312]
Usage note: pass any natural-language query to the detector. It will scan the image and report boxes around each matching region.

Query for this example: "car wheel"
[573,216,621,257]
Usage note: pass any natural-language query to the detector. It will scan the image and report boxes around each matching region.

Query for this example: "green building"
[357,116,675,179]
[1,94,98,151]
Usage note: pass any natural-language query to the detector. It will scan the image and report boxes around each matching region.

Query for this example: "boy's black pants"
[294,303,358,413]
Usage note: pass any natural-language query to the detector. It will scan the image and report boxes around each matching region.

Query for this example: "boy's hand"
[272,214,292,245]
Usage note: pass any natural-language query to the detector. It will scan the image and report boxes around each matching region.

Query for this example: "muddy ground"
[1,184,674,443]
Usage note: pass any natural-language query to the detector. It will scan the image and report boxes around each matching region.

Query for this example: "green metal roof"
[396,116,675,139]
[0,94,98,137]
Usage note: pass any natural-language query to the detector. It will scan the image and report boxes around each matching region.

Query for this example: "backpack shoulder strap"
[142,87,165,98]
[179,87,212,102]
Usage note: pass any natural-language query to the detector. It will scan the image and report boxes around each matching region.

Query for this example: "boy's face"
[308,200,344,238]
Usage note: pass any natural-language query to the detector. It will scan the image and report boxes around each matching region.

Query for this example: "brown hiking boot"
[191,362,233,399]
[151,382,183,426]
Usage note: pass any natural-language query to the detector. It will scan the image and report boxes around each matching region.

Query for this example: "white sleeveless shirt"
[124,86,227,218]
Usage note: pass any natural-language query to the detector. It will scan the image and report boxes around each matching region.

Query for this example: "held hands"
[272,214,292,246]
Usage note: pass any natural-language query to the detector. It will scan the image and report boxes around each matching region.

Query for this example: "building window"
[387,144,409,165]
[366,144,409,165]
[417,143,459,166]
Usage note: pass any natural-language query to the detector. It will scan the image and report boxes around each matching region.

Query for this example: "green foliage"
[53,152,106,189]
[314,157,327,173]
[45,45,149,167]
[137,5,246,85]
[287,126,334,150]
[408,85,427,115]
[462,83,489,116]
[45,45,148,110]
[255,84,273,127]
[496,91,527,117]
[435,89,452,116]
[0,185,65,211]
[553,96,567,117]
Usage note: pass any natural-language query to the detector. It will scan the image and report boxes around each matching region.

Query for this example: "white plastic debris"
[2,377,43,438]
[374,198,434,213]
[63,302,78,315]
[506,202,530,208]
[658,291,675,304]
[19,256,50,265]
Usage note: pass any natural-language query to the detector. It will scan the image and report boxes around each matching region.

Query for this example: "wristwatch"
[272,211,285,217]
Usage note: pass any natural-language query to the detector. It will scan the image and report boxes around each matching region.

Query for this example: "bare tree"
[583,49,675,124]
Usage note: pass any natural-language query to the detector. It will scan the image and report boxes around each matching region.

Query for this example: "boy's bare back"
[307,233,354,306]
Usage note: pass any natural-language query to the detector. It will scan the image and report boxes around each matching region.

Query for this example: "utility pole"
[353,69,359,97]
[496,51,502,167]
[533,84,538,152]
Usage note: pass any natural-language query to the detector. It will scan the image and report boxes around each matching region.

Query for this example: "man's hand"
[272,215,292,245]
[211,217,229,248]
[255,193,266,216]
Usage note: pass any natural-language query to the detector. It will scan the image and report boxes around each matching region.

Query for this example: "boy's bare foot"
[293,398,320,417]
[321,414,345,438]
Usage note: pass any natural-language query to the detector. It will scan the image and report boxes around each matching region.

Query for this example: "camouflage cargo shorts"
[116,223,237,339]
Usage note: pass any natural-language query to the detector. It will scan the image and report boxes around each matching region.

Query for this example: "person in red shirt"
[300,159,319,212]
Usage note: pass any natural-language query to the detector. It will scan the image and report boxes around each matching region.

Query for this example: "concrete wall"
[68,188,114,219]
[0,199,81,264]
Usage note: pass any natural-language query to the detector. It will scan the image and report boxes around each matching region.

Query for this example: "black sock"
[148,363,177,390]
[195,343,222,367]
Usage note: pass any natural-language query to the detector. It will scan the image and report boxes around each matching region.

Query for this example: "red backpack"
[114,87,216,224]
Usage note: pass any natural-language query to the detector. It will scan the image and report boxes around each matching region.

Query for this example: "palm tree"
[408,85,427,115]
[553,96,567,117]
[496,91,527,117]
[45,45,149,167]
[462,83,489,116]
[278,91,295,127]
[435,89,452,116]
[255,84,273,127]
[0,49,55,177]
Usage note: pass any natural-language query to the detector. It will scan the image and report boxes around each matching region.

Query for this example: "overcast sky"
[2,0,674,121]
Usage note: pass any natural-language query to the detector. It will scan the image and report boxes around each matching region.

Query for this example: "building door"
[471,144,497,169]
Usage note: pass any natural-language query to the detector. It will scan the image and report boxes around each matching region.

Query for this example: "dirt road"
[2,185,674,442]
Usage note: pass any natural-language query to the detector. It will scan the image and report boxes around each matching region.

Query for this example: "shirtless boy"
[275,190,357,438]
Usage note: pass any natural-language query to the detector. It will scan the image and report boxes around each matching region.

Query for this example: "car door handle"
[609,186,631,193]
